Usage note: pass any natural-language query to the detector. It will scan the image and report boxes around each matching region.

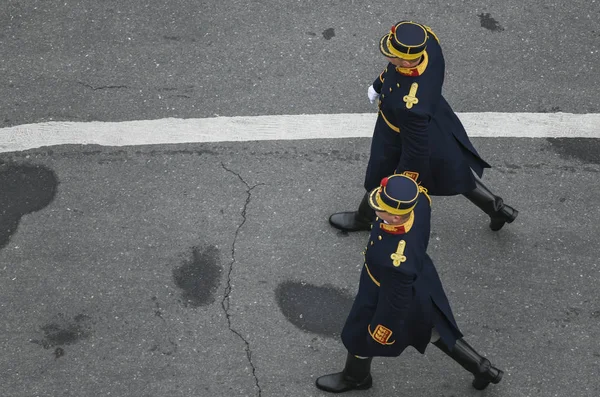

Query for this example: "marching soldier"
[329,21,518,232]
[316,173,503,393]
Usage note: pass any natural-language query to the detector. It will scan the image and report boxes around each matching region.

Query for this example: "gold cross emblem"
[390,240,407,267]
[403,82,419,109]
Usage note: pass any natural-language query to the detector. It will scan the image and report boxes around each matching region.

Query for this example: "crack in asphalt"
[220,162,264,397]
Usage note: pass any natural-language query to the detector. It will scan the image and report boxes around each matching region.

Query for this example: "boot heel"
[472,366,503,390]
[472,377,491,390]
[489,204,518,231]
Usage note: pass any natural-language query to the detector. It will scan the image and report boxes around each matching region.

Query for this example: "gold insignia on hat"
[369,324,395,345]
[391,240,407,267]
[403,82,419,109]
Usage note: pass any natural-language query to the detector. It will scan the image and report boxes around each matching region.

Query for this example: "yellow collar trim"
[402,211,415,232]
[395,51,429,76]
[379,211,415,234]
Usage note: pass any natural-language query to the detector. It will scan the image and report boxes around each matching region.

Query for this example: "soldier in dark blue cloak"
[329,21,518,232]
[316,173,503,393]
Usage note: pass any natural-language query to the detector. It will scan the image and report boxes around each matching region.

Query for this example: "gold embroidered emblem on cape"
[403,82,419,109]
[391,240,407,267]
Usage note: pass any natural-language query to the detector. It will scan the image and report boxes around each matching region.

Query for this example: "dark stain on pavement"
[0,164,58,249]
[173,246,221,307]
[53,347,65,359]
[478,13,504,32]
[30,313,92,357]
[275,281,354,338]
[546,138,600,164]
[322,28,335,40]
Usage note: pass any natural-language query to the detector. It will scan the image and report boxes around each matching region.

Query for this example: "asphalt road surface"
[1,1,599,397]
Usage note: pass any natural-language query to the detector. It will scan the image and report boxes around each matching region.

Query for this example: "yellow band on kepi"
[368,188,417,215]
[379,34,396,58]
[369,190,416,215]
[381,35,425,60]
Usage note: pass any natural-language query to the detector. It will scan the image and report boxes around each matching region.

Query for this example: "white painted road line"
[1,113,599,153]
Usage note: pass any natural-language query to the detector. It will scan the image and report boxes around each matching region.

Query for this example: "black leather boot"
[328,193,375,232]
[433,338,503,390]
[463,177,518,231]
[315,353,373,393]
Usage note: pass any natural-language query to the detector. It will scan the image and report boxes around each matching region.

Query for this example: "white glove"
[367,85,380,104]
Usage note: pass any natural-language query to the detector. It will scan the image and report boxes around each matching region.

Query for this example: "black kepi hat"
[368,173,419,215]
[379,21,427,60]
